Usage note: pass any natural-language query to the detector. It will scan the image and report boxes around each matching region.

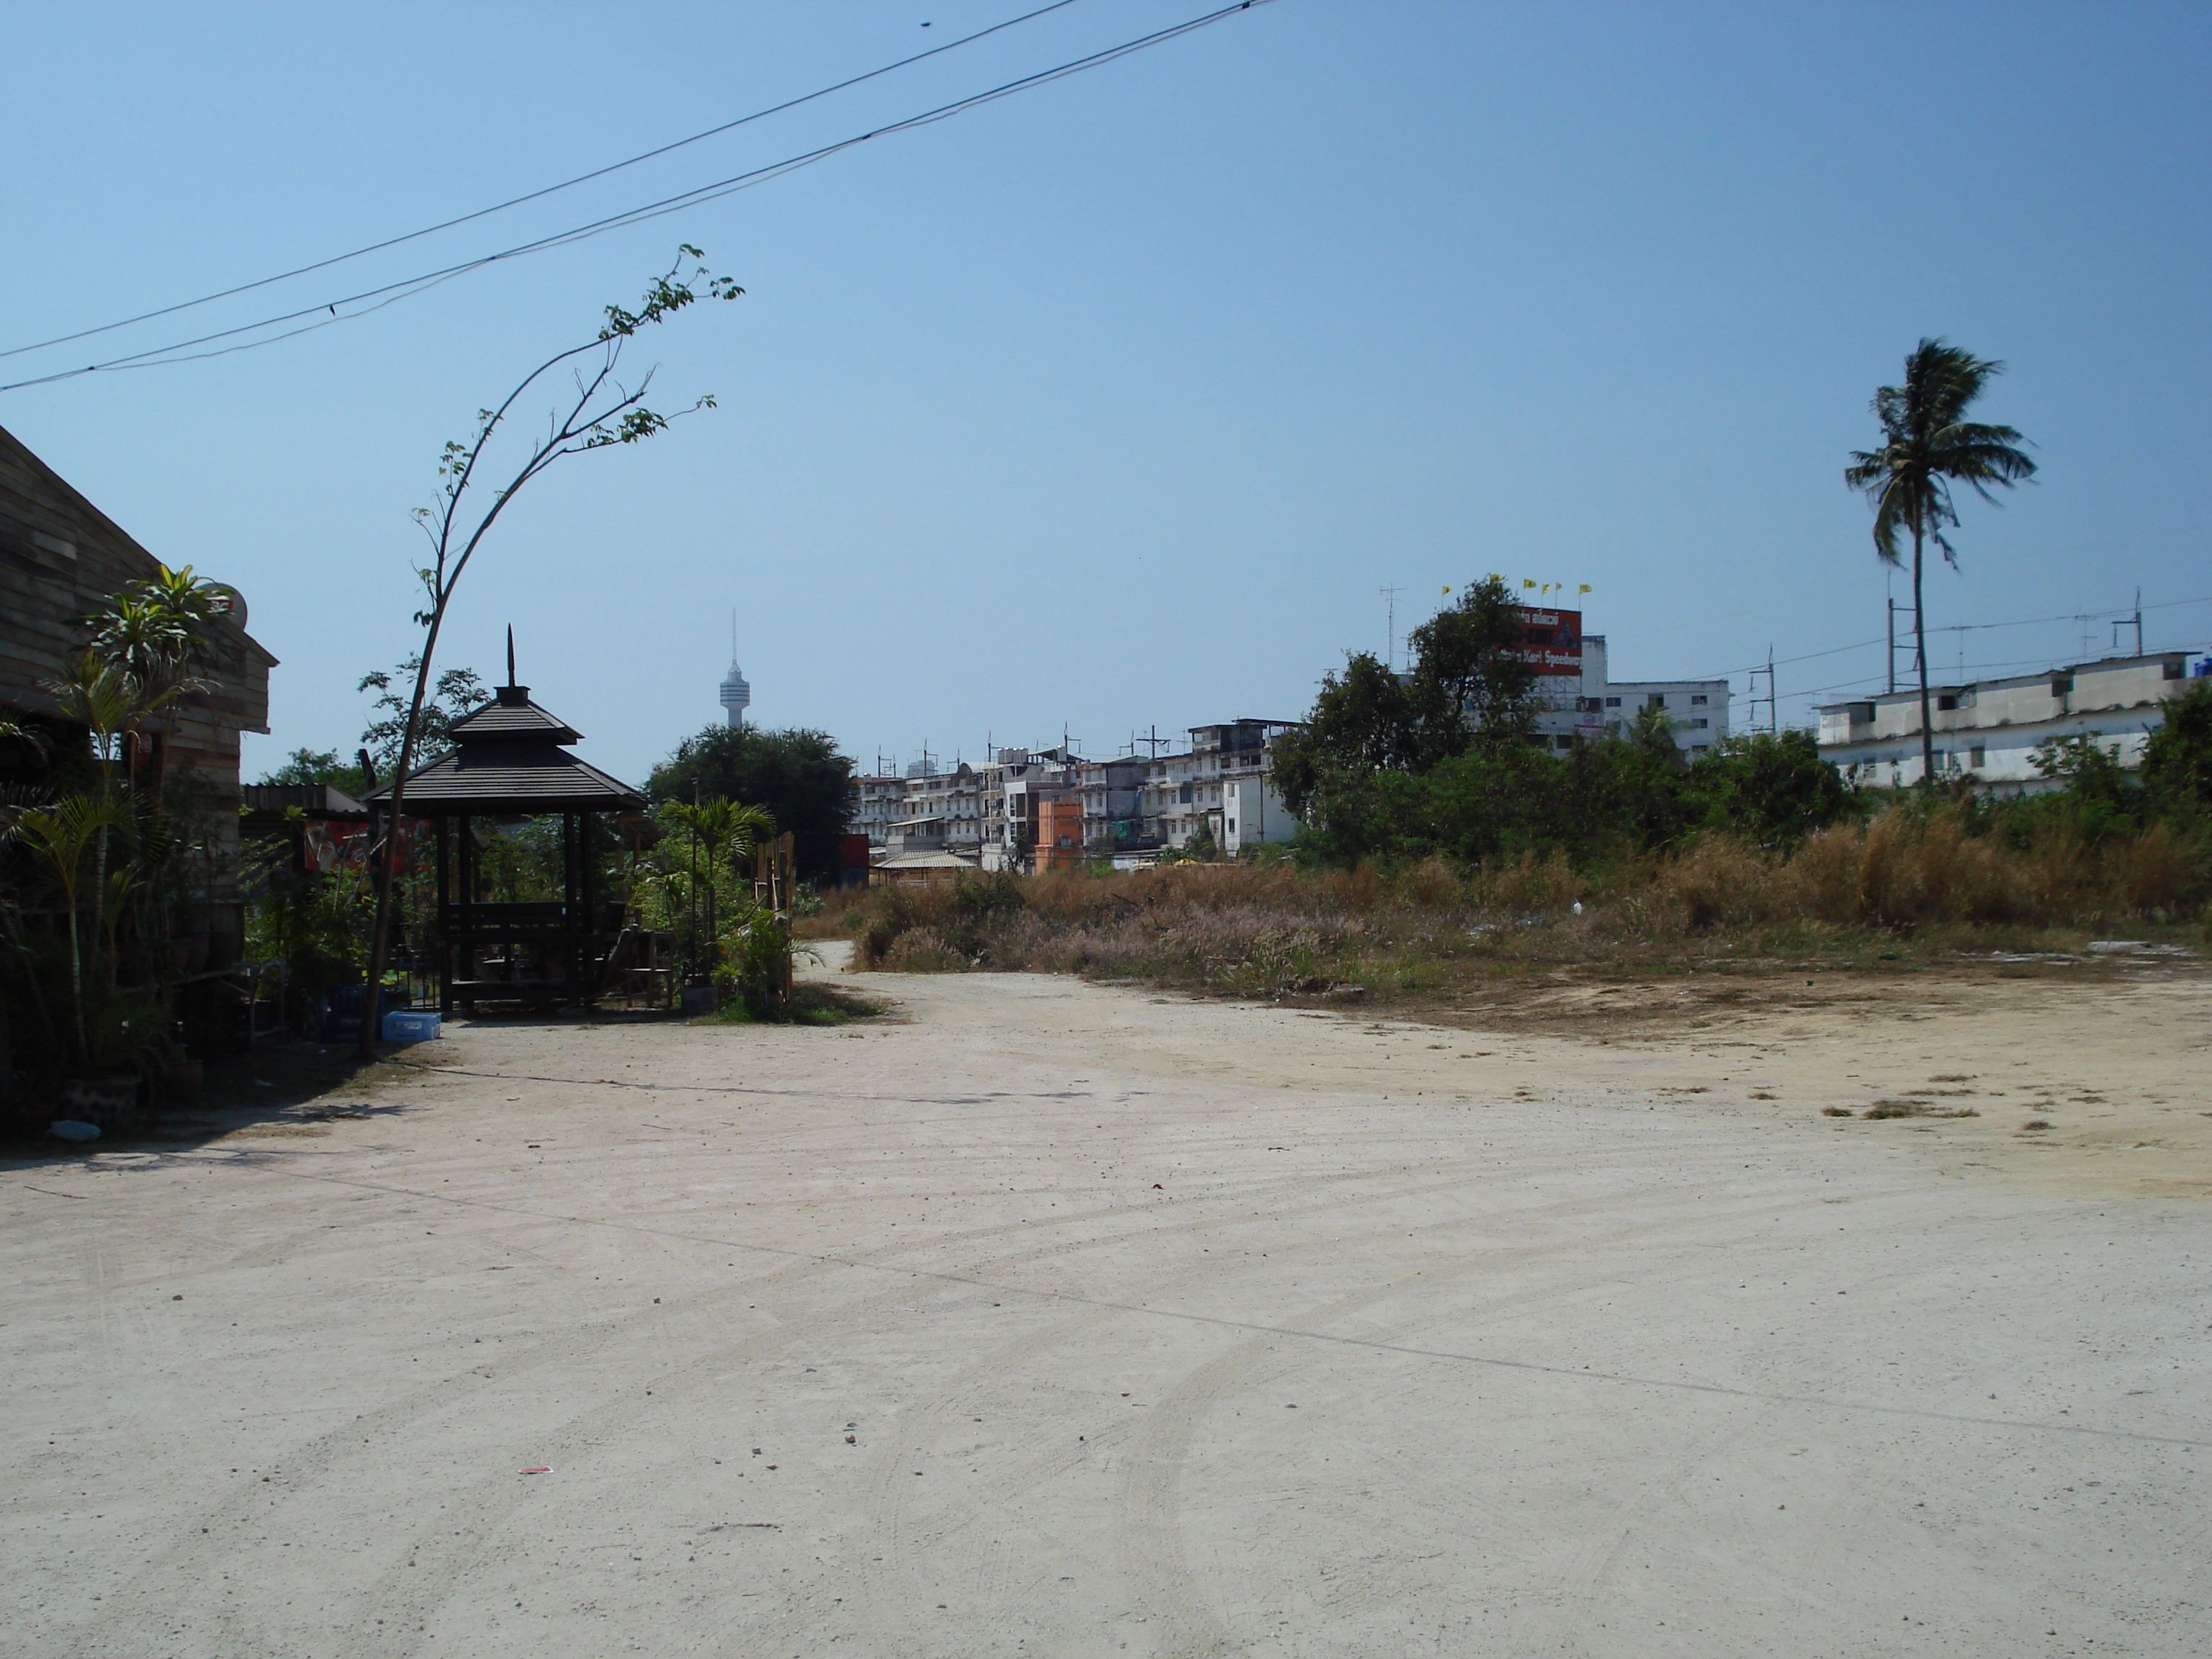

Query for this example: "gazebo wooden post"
[457,811,473,1012]
[562,811,579,1002]
[434,814,451,1017]
[578,810,597,1001]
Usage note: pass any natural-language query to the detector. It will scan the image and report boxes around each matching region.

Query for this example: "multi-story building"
[1077,756,1149,851]
[1036,798,1087,870]
[886,760,1000,858]
[862,598,1746,871]
[1530,631,1730,757]
[989,747,1082,871]
[1817,649,2211,791]
[1138,719,1303,853]
[853,773,908,849]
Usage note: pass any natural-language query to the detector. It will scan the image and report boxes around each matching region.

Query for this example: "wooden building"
[0,421,275,961]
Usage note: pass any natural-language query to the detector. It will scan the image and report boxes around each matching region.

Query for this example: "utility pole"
[1130,724,1169,759]
[1747,649,1777,735]
[1379,585,1405,672]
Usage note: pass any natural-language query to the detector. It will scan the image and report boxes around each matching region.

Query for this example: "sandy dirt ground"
[4,948,2208,1658]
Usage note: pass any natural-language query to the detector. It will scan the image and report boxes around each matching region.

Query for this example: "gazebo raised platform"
[368,678,647,1013]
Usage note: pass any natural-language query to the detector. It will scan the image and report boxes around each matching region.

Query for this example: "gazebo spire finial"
[505,625,517,689]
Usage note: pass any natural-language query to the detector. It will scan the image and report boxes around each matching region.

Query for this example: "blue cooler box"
[381,1009,442,1044]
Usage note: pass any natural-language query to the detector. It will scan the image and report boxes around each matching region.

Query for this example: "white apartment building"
[853,774,908,848]
[1140,720,1303,853]
[884,760,1000,858]
[1532,634,1731,757]
[1817,649,2211,791]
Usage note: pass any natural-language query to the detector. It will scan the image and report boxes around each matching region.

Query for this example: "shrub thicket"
[838,683,2212,997]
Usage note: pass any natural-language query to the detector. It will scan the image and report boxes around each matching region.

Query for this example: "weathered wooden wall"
[0,421,276,932]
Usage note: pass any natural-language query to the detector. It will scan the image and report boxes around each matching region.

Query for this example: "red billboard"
[1512,606,1585,675]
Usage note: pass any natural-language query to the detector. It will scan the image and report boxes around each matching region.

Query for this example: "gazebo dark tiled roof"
[444,698,582,745]
[366,685,644,813]
[377,745,643,812]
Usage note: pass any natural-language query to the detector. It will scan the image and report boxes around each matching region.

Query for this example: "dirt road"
[5,952,2207,1656]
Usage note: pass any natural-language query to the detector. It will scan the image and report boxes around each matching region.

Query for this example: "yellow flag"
[1441,585,1452,595]
[1579,583,1592,594]
[1522,578,1536,589]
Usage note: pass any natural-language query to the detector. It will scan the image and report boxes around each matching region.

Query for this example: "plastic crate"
[380,1009,442,1044]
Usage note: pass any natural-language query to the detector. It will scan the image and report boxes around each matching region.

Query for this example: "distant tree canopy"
[359,657,489,781]
[1271,577,1861,868]
[2142,680,2212,817]
[1271,576,1538,824]
[647,726,856,885]
[258,747,370,797]
[1291,729,1858,868]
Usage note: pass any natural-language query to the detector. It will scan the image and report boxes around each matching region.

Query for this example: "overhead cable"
[0,0,1088,364]
[1,0,1274,393]
[1694,590,2212,683]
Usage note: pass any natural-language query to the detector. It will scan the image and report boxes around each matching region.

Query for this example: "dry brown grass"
[830,806,2206,1004]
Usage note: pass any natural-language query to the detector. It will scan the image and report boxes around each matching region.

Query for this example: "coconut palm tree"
[1846,339,2036,786]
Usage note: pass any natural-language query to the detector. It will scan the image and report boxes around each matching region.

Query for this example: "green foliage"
[258,747,370,796]
[712,906,817,1016]
[243,858,369,1000]
[1,591,227,1083]
[356,658,489,780]
[1272,576,1537,822]
[1269,652,1413,818]
[1401,575,1540,762]
[647,726,855,884]
[2142,680,2212,815]
[1844,340,2037,571]
[2028,732,2123,790]
[82,562,222,706]
[1290,728,1863,871]
[1693,732,1856,844]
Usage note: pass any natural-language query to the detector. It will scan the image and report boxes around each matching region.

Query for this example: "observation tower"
[718,616,751,730]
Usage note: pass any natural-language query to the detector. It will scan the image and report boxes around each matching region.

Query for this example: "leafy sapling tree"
[358,658,490,782]
[1845,339,2036,786]
[357,247,741,1054]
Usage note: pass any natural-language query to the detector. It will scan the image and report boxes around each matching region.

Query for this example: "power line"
[1694,590,2212,683]
[1783,634,2212,708]
[0,0,1088,365]
[1,0,1275,394]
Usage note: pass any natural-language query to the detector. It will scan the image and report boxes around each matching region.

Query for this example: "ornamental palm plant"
[1845,340,2036,786]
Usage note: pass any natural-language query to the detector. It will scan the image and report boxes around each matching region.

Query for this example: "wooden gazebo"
[367,677,647,1014]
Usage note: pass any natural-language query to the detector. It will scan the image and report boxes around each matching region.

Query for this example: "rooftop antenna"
[1380,585,1405,672]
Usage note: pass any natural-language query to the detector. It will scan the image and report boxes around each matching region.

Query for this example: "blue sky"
[5,1,2208,783]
